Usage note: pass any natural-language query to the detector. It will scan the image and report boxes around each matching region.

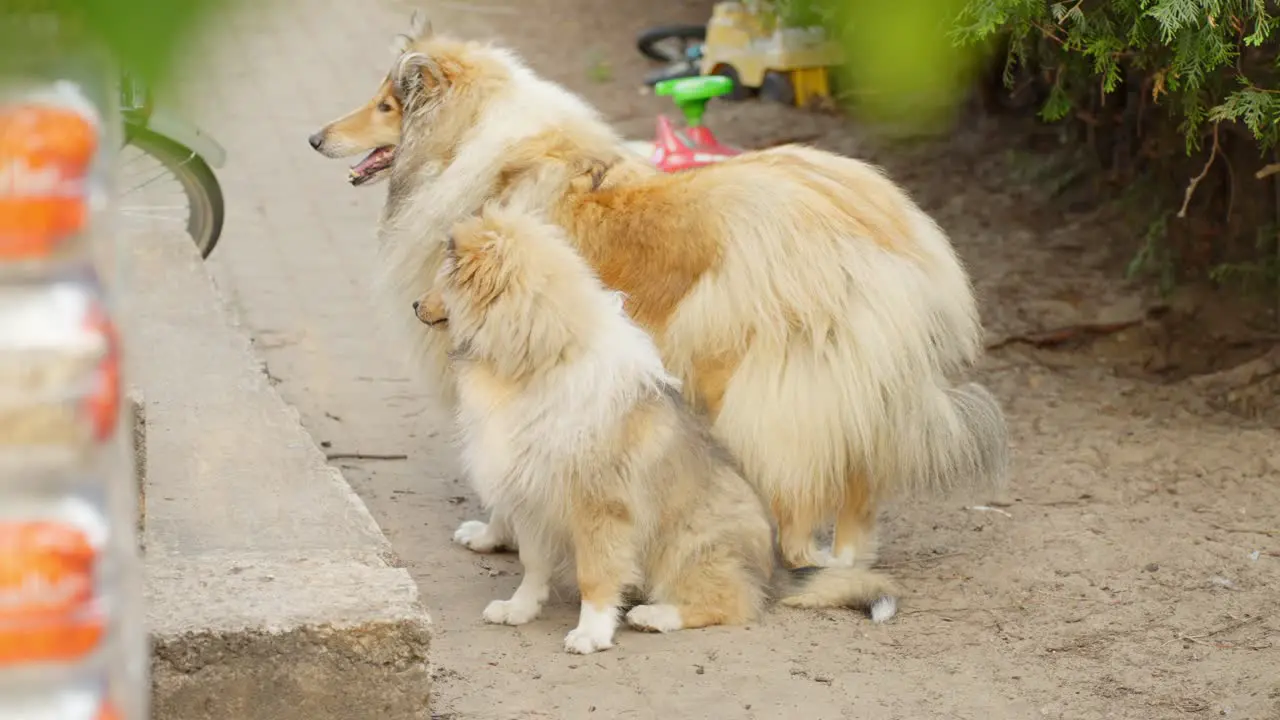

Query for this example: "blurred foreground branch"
[0,0,232,82]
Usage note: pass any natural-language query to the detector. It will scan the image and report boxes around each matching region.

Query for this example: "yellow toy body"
[698,1,844,107]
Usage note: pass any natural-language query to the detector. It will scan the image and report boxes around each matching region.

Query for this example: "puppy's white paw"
[482,598,541,626]
[452,520,509,553]
[564,626,614,654]
[624,604,684,633]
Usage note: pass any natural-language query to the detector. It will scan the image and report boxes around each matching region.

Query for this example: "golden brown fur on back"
[415,205,898,654]
[309,15,1009,581]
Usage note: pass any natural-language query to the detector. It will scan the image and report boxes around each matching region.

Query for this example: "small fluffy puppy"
[414,203,898,654]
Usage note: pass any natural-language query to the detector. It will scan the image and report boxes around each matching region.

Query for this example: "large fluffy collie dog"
[308,14,1008,571]
[413,204,897,653]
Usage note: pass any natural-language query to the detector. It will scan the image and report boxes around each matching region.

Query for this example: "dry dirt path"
[179,0,1280,717]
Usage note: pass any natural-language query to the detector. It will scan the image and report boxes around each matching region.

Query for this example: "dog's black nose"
[308,132,324,150]
[412,301,420,311]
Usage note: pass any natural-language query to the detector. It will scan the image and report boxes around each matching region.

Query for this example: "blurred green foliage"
[0,0,229,83]
[953,0,1280,291]
[953,0,1280,153]
[763,0,987,131]
[835,0,979,130]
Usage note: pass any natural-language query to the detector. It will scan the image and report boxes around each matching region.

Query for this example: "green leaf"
[1040,79,1073,121]
[0,0,233,84]
[1209,86,1280,144]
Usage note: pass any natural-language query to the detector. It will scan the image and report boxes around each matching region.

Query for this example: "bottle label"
[0,99,99,257]
[0,516,105,666]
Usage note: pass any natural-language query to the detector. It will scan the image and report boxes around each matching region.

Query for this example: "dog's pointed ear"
[390,33,414,57]
[394,51,447,102]
[391,11,433,57]
[409,10,433,40]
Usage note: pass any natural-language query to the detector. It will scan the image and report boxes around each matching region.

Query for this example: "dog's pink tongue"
[350,147,388,176]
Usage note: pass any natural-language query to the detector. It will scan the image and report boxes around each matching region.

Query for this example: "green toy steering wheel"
[654,75,735,127]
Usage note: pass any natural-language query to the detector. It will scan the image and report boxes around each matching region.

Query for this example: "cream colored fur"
[311,17,1009,571]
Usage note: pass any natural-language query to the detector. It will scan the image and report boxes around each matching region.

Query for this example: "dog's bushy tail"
[894,381,1009,498]
[774,566,899,623]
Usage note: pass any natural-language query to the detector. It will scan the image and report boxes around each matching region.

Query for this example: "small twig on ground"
[1023,497,1091,507]
[1044,637,1099,653]
[877,551,968,569]
[1209,524,1280,537]
[985,319,1143,351]
[898,604,1014,622]
[325,452,409,461]
[983,607,1025,640]
[897,608,954,618]
[1177,122,1220,218]
[1164,615,1262,648]
[1163,634,1213,648]
[1033,589,1102,603]
[966,505,1013,518]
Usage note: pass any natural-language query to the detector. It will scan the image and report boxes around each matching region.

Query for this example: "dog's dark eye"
[377,102,393,112]
[445,235,456,255]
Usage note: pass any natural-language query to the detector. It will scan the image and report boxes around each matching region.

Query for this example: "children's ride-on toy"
[623,75,741,173]
[634,2,843,106]
[699,1,843,107]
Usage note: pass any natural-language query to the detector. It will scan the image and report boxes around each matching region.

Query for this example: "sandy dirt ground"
[178,0,1280,717]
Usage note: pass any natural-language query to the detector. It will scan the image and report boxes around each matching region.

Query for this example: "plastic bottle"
[0,71,146,720]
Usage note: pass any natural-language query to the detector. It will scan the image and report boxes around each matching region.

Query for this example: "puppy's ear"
[393,51,447,102]
[447,216,487,259]
[448,228,509,309]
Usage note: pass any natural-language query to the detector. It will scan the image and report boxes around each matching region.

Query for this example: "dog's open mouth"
[348,146,396,186]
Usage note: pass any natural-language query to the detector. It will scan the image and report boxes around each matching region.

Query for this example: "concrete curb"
[130,390,145,541]
[121,232,432,720]
[148,555,430,719]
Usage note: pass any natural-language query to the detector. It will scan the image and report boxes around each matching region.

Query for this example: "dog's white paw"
[870,595,897,624]
[564,603,617,654]
[564,626,614,654]
[482,598,541,626]
[453,520,508,553]
[624,604,684,633]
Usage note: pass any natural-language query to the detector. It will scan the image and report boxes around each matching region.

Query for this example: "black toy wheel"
[759,70,796,106]
[636,25,706,63]
[709,64,755,102]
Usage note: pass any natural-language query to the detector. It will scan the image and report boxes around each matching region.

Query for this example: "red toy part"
[650,115,740,173]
